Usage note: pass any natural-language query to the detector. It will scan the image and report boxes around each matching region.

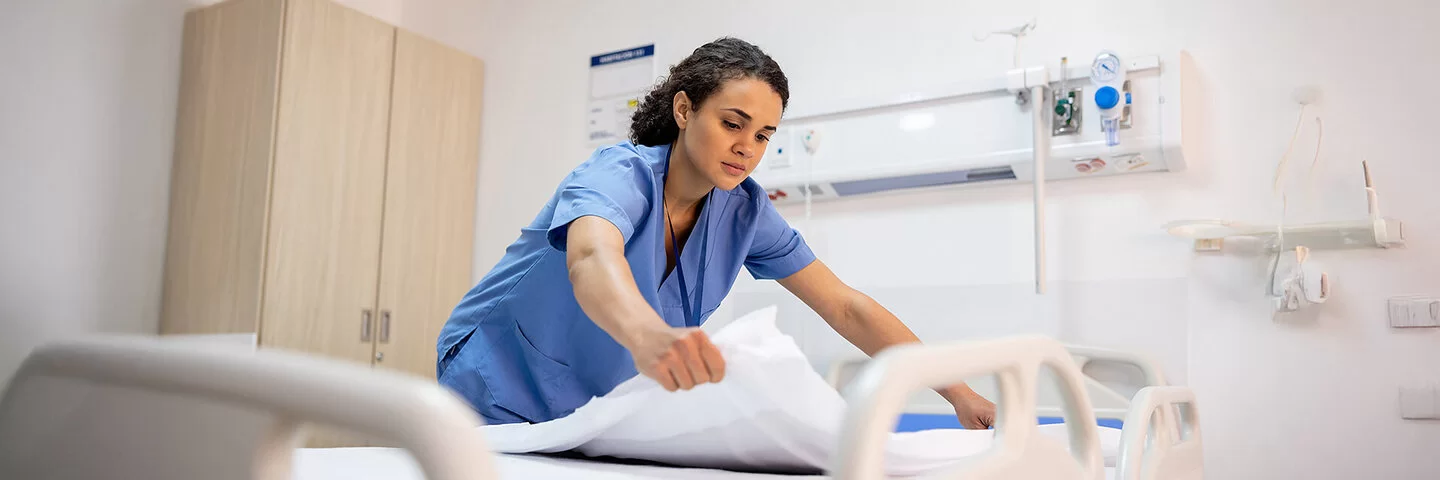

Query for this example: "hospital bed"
[0,335,1202,479]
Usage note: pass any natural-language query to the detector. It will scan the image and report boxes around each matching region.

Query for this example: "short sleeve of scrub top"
[545,147,654,251]
[744,196,816,280]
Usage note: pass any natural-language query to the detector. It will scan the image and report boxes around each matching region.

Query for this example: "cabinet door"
[260,0,395,366]
[374,30,484,379]
[161,0,284,335]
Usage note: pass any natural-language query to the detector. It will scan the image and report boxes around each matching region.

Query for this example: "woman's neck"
[664,140,711,214]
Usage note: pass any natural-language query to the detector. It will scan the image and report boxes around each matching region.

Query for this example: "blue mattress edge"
[894,413,1124,432]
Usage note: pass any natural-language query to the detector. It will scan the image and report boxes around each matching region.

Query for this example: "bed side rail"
[835,335,1105,480]
[1116,386,1203,480]
[0,336,495,480]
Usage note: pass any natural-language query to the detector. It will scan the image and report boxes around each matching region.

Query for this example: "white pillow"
[481,306,1119,474]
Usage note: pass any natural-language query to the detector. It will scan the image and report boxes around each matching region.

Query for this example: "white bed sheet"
[293,447,1118,479]
[482,306,1120,474]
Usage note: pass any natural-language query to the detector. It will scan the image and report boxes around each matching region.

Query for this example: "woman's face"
[675,78,783,191]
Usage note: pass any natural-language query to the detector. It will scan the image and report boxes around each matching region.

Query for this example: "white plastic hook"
[972,18,1037,42]
[973,18,1037,68]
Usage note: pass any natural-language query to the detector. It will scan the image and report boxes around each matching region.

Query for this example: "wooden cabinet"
[161,0,482,383]
[375,30,485,377]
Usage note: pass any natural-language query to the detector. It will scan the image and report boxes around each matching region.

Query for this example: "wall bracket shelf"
[1163,161,1405,252]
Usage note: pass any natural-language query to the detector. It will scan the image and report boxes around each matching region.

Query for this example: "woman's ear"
[672,91,692,129]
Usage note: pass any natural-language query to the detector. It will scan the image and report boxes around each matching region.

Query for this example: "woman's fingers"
[679,333,711,386]
[696,332,726,382]
[659,365,680,392]
[634,327,729,392]
[671,354,697,390]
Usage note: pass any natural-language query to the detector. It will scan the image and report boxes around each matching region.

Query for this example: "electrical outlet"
[1399,386,1440,420]
[1389,296,1440,328]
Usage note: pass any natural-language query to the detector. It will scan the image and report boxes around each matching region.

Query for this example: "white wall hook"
[973,18,1037,68]
[1270,246,1330,313]
[972,19,1036,42]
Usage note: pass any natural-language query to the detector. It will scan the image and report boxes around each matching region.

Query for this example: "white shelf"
[1165,217,1404,252]
[1166,161,1405,252]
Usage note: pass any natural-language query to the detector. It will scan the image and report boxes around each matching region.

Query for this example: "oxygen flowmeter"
[1090,51,1129,146]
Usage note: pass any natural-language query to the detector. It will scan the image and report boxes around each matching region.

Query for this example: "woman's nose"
[734,142,755,159]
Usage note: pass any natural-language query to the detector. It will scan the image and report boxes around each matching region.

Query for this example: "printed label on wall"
[588,44,655,147]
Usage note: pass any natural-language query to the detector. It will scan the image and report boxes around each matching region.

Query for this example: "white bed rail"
[835,336,1105,480]
[827,344,1168,418]
[1064,345,1168,388]
[1116,387,1203,480]
[1064,345,1174,425]
[0,336,495,480]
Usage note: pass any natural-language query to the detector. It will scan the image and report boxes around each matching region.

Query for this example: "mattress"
[293,447,824,480]
[293,447,1119,479]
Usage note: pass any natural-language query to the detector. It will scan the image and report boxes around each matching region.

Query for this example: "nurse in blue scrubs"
[436,37,996,429]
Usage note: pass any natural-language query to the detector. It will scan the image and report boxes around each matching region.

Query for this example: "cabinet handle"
[361,309,374,343]
[380,310,391,344]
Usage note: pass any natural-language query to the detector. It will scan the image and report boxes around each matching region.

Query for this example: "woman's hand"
[564,216,727,391]
[942,386,996,429]
[627,325,727,391]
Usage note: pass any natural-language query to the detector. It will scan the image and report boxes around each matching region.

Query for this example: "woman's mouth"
[721,162,746,176]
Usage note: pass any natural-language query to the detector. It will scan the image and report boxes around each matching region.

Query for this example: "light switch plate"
[1389,296,1440,328]
[1400,386,1440,420]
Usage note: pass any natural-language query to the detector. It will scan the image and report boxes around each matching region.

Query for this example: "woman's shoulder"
[578,141,666,175]
[553,141,666,192]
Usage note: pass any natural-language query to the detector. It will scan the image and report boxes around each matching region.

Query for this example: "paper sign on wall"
[588,44,655,147]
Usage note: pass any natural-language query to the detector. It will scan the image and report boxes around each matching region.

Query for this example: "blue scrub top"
[436,141,816,425]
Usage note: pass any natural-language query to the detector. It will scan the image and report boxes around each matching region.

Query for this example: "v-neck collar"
[660,191,712,292]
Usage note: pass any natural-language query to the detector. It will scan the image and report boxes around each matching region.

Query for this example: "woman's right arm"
[565,216,726,391]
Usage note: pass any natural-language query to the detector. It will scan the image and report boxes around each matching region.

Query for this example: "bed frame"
[0,337,493,480]
[836,336,1204,479]
[0,335,1201,479]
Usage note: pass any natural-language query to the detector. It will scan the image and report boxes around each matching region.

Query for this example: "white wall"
[0,0,405,390]
[0,0,202,389]
[403,0,1440,478]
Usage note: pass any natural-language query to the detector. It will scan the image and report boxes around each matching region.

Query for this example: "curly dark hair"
[629,38,789,146]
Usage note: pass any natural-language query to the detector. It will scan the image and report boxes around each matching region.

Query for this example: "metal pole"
[1031,85,1049,294]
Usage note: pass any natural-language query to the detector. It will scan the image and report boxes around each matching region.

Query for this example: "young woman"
[436,37,995,429]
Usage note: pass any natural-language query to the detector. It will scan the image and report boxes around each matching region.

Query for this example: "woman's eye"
[723,121,741,130]
[756,134,770,143]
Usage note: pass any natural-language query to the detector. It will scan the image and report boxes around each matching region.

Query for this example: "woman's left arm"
[777,259,996,429]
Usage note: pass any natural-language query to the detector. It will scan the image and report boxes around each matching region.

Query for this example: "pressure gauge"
[1090,52,1122,84]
